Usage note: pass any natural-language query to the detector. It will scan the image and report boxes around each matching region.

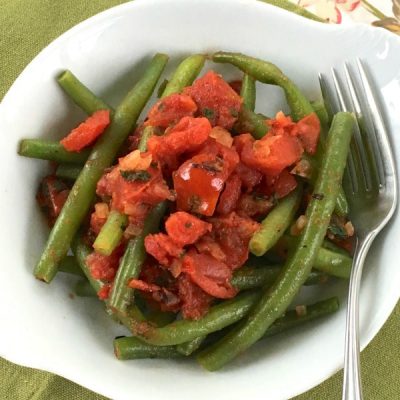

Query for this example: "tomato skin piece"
[173,153,227,216]
[273,169,298,199]
[145,94,197,128]
[184,71,242,129]
[178,273,213,320]
[208,212,260,269]
[148,116,211,160]
[236,193,274,218]
[234,162,262,192]
[217,173,242,215]
[296,113,321,154]
[165,211,212,247]
[182,252,237,299]
[144,233,183,266]
[241,134,304,178]
[36,176,70,226]
[60,110,110,152]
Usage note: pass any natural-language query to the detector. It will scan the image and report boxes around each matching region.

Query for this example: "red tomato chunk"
[145,94,197,128]
[144,233,183,266]
[184,71,242,130]
[217,173,242,215]
[165,211,212,247]
[61,109,110,152]
[86,245,124,281]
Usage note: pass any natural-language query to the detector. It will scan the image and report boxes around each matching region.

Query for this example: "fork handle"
[342,234,375,400]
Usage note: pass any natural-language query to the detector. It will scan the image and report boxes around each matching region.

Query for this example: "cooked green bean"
[236,107,269,138]
[212,52,314,121]
[262,297,339,338]
[240,73,256,111]
[311,100,330,129]
[132,291,261,346]
[109,202,168,315]
[334,188,349,216]
[257,0,326,23]
[250,184,302,256]
[71,235,104,294]
[231,266,327,291]
[74,279,96,297]
[18,139,89,164]
[322,238,350,255]
[280,235,352,279]
[34,54,168,283]
[56,164,82,181]
[58,255,85,277]
[176,336,206,356]
[197,112,353,370]
[93,210,128,256]
[114,336,182,360]
[57,70,113,115]
[161,54,206,98]
[138,126,155,152]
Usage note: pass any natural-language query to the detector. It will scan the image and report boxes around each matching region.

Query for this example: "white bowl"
[1,1,399,399]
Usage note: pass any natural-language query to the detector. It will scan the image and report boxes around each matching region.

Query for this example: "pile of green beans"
[20,51,354,370]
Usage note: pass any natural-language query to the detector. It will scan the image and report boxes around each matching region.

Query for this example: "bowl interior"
[0,1,400,399]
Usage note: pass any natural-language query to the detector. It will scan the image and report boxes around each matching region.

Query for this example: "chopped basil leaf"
[120,170,151,182]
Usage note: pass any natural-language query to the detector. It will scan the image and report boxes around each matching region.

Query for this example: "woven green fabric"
[1,1,399,399]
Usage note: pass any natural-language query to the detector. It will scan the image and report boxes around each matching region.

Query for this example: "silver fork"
[319,60,398,400]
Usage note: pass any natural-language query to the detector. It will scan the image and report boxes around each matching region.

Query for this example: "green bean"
[240,74,256,111]
[56,164,82,181]
[280,235,352,279]
[231,266,327,291]
[335,188,349,216]
[71,235,104,293]
[161,54,206,98]
[311,100,330,129]
[197,112,353,370]
[263,297,339,337]
[74,279,96,297]
[18,139,89,164]
[176,336,206,356]
[322,238,350,255]
[132,291,261,346]
[57,70,113,115]
[157,79,169,98]
[138,126,155,152]
[58,255,85,277]
[34,54,168,283]
[109,202,168,315]
[212,52,314,121]
[114,336,182,360]
[93,211,128,256]
[250,184,302,256]
[235,107,269,139]
[257,0,326,23]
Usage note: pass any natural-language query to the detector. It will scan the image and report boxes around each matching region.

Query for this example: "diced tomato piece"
[173,153,229,216]
[236,193,274,218]
[233,133,254,154]
[86,245,124,281]
[273,169,298,199]
[119,150,153,171]
[144,233,184,266]
[208,212,260,269]
[195,235,226,262]
[178,273,213,320]
[60,110,110,152]
[182,251,237,299]
[97,284,112,300]
[209,126,233,148]
[241,134,303,178]
[145,94,197,128]
[184,71,242,129]
[295,113,321,154]
[147,116,211,162]
[90,203,110,235]
[234,162,262,192]
[128,279,161,292]
[217,173,242,215]
[267,111,297,136]
[165,211,212,247]
[36,176,70,226]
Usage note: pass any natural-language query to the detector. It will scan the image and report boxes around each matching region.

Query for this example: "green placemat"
[1,1,399,399]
